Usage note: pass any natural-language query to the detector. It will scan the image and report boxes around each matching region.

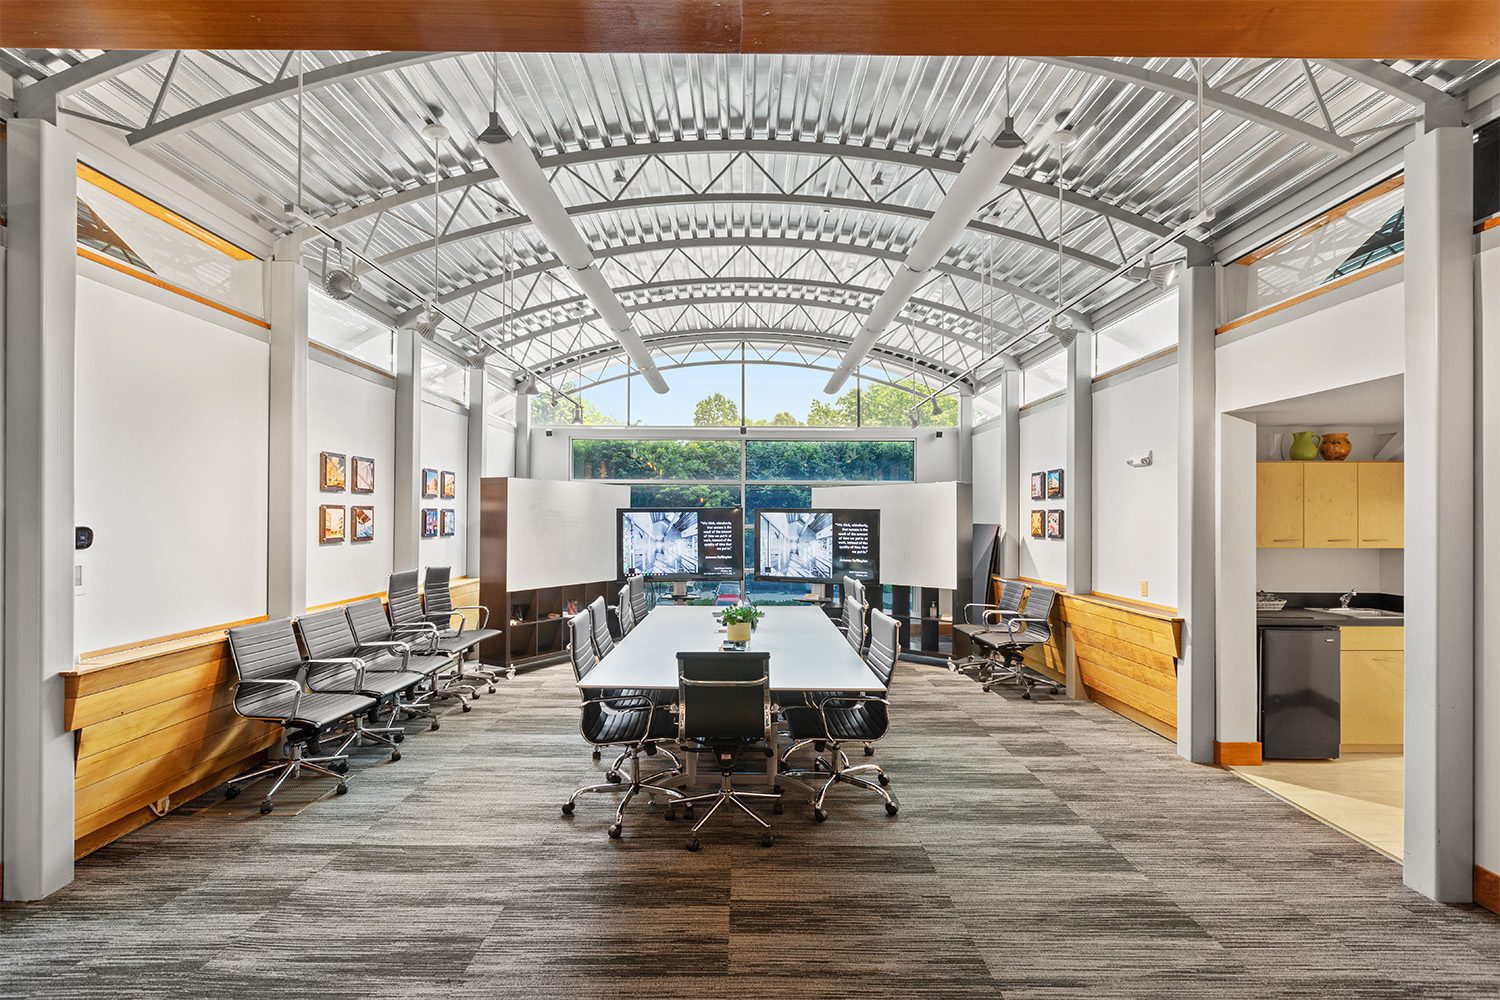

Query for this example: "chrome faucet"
[1339,588,1358,609]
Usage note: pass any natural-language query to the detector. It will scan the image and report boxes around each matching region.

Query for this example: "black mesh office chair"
[345,597,466,719]
[781,607,899,820]
[975,585,1062,698]
[422,566,505,686]
[223,619,376,813]
[673,651,782,851]
[386,571,481,703]
[950,579,1027,673]
[295,607,428,755]
[561,611,682,838]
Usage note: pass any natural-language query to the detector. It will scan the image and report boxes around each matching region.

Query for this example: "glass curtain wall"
[573,436,915,603]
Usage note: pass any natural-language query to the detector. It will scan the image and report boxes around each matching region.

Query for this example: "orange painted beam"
[1,1,1495,57]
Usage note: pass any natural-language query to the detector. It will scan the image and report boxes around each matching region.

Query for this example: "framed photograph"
[320,452,347,492]
[1046,468,1065,499]
[441,470,457,499]
[351,456,375,494]
[421,508,439,537]
[1046,509,1065,539]
[1030,472,1045,501]
[1030,510,1045,539]
[422,468,440,498]
[351,505,375,541]
[318,504,346,543]
[440,508,456,536]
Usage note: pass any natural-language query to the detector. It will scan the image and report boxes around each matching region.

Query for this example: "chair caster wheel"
[683,806,695,822]
[472,692,481,700]
[685,837,700,852]
[606,771,622,784]
[877,773,890,786]
[645,745,658,756]
[225,786,240,800]
[981,684,991,692]
[562,801,575,816]
[886,802,899,815]
[488,685,497,694]
[772,802,784,815]
[430,721,441,731]
[1052,686,1063,695]
[1022,691,1032,700]
[335,782,349,795]
[592,750,603,761]
[390,751,401,762]
[608,824,622,839]
[761,832,774,847]
[762,747,774,757]
[462,703,472,712]
[864,745,875,757]
[260,801,274,814]
[813,808,828,823]
[335,760,350,774]
[393,733,405,744]
[664,808,677,821]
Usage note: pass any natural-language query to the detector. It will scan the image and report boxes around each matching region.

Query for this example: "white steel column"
[393,329,422,571]
[1065,330,1093,597]
[2,118,77,900]
[998,364,1021,578]
[957,385,974,483]
[1177,260,1218,764]
[266,250,308,618]
[466,366,487,576]
[513,396,532,479]
[1403,125,1475,902]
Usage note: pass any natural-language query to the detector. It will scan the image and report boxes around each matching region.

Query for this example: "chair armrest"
[427,612,466,636]
[391,622,439,652]
[1003,616,1051,638]
[304,656,367,692]
[964,602,1001,625]
[450,605,491,630]
[232,677,305,719]
[355,641,411,669]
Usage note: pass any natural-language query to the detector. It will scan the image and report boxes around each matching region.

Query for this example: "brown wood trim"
[76,615,266,664]
[305,591,387,612]
[310,342,397,380]
[1478,214,1500,235]
[1214,741,1264,766]
[7,2,1496,56]
[1092,345,1178,383]
[77,162,255,260]
[1017,576,1066,590]
[1019,390,1065,412]
[1475,865,1500,916]
[1078,591,1181,619]
[1215,256,1403,335]
[1086,689,1177,742]
[1234,176,1404,265]
[77,247,272,329]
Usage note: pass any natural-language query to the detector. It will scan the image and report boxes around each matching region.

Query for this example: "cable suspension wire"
[295,51,304,211]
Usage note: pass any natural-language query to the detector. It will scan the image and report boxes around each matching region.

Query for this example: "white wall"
[74,275,269,652]
[1017,399,1066,584]
[420,400,469,576]
[485,418,517,478]
[305,361,395,606]
[1256,547,1384,594]
[970,423,1006,527]
[1092,363,1179,606]
[811,481,965,591]
[1475,238,1500,877]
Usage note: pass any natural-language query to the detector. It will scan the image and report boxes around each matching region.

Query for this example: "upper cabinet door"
[1304,463,1360,547]
[1358,462,1404,548]
[1256,463,1305,548]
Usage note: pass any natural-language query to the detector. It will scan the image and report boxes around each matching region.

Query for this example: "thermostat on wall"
[76,526,94,550]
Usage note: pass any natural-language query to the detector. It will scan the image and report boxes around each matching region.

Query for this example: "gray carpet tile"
[2,659,1498,999]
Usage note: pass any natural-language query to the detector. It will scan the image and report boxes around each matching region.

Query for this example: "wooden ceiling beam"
[2,1,1495,59]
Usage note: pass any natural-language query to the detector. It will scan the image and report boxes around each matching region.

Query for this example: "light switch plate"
[1140,581,1148,597]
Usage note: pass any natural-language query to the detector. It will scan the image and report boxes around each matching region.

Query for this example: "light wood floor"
[1228,753,1404,861]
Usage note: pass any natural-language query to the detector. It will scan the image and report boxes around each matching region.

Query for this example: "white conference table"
[578,604,885,693]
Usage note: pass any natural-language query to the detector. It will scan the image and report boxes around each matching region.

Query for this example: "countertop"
[1256,608,1404,628]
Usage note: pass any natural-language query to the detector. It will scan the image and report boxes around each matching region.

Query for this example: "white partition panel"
[506,479,630,590]
[812,482,962,590]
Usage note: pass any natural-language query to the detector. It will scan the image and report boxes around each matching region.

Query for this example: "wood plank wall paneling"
[1475,865,1500,916]
[1214,741,1265,766]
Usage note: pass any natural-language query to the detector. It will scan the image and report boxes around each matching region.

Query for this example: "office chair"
[628,574,650,622]
[587,596,615,659]
[976,585,1063,698]
[780,607,899,821]
[422,566,505,686]
[950,579,1026,673]
[672,651,781,850]
[386,571,482,703]
[561,611,683,838]
[223,619,377,813]
[345,597,466,719]
[614,583,636,638]
[839,576,867,653]
[295,607,429,756]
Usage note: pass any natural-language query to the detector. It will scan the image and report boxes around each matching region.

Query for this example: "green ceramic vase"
[1289,431,1321,461]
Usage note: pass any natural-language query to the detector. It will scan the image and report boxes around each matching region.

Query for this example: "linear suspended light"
[825,127,1030,394]
[474,113,669,394]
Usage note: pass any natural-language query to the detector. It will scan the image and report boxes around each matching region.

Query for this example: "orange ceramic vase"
[1318,432,1352,462]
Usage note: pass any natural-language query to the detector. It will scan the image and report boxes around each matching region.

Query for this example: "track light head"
[572,404,585,425]
[1149,262,1181,291]
[323,268,361,300]
[612,167,627,187]
[908,410,920,428]
[1124,250,1154,284]
[413,302,441,341]
[931,398,942,416]
[517,372,540,395]
[993,116,1026,149]
[870,170,886,189]
[1047,314,1077,348]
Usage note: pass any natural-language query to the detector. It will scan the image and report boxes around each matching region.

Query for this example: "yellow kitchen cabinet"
[1340,626,1403,751]
[1303,463,1359,548]
[1357,462,1404,548]
[1256,462,1304,548]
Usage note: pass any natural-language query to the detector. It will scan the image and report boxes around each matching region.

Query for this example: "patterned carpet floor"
[2,659,1497,999]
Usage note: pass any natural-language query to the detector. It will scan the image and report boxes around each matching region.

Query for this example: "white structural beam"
[998,362,1022,579]
[1176,258,1218,764]
[266,247,309,618]
[1064,329,1094,596]
[1324,60,1467,128]
[129,51,459,146]
[1402,124,1475,902]
[393,328,423,572]
[466,366,487,578]
[475,115,668,393]
[1039,57,1356,155]
[3,118,78,900]
[827,132,1030,392]
[12,50,163,121]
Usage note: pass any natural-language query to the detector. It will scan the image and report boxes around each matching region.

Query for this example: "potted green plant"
[720,604,764,642]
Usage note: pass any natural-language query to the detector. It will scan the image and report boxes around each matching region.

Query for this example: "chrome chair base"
[328,714,407,760]
[979,654,1063,698]
[225,742,350,814]
[782,745,898,820]
[562,746,685,839]
[671,770,781,849]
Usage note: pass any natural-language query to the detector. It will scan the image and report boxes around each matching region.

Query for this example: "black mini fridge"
[1259,627,1341,759]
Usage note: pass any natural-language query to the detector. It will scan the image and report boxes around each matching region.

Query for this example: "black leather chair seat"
[782,701,889,742]
[583,703,676,745]
[237,688,376,729]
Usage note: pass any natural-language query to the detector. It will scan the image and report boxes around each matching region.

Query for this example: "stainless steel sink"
[1307,607,1403,618]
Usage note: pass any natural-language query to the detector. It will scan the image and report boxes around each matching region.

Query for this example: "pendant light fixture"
[994,57,1025,149]
[414,114,448,341]
[1047,122,1078,348]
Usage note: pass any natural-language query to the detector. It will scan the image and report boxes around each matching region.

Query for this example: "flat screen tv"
[754,508,880,584]
[618,507,744,582]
